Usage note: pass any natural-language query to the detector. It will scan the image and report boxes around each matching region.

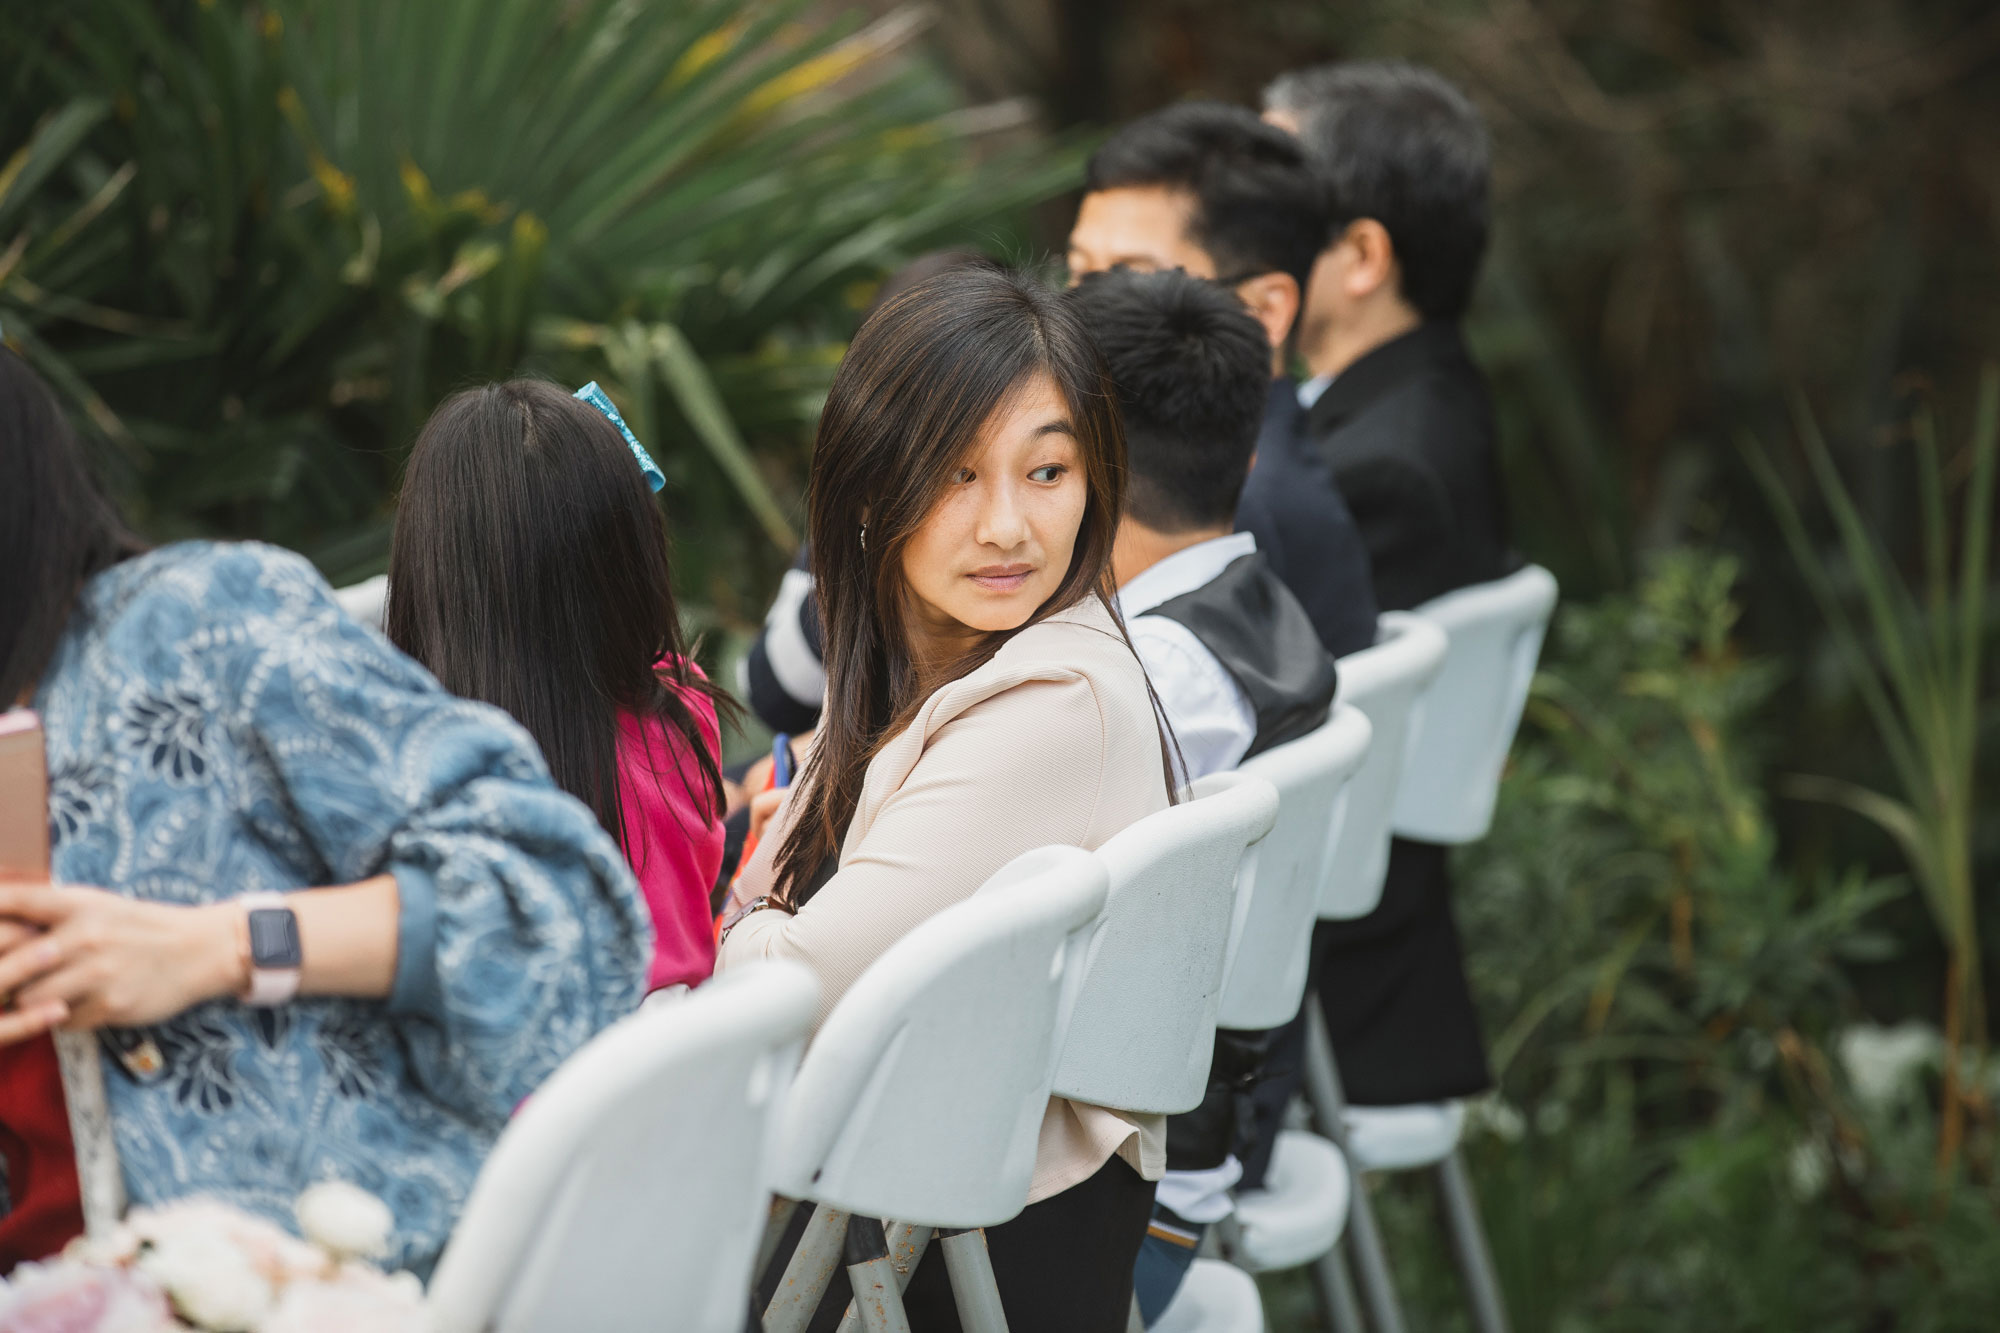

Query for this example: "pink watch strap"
[238,892,301,1006]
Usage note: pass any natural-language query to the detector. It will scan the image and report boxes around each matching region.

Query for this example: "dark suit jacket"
[1306,322,1511,612]
[1235,379,1380,658]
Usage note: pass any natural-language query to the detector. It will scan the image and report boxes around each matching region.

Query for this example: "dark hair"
[0,350,144,705]
[772,261,1159,905]
[1083,101,1326,295]
[865,249,986,319]
[385,379,736,852]
[1065,269,1269,533]
[1265,61,1491,320]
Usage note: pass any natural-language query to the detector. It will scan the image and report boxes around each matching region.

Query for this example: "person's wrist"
[204,901,253,1003]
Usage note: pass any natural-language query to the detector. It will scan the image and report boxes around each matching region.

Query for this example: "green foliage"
[2,0,1081,625]
[1258,552,2000,1332]
[1470,550,1892,1084]
[1744,372,1998,1168]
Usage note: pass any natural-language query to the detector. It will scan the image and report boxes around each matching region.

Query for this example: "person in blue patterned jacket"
[0,349,650,1274]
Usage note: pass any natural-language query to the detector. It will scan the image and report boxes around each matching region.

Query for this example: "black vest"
[1146,552,1339,760]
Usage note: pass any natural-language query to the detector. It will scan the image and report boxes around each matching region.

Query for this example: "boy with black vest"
[1065,267,1338,1324]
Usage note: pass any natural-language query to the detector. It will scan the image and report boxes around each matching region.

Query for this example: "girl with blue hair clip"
[386,378,738,997]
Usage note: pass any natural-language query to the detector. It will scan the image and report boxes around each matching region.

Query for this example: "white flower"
[135,1227,274,1331]
[126,1197,324,1284]
[61,1216,145,1268]
[1837,1022,1941,1109]
[260,1262,429,1333]
[0,1260,177,1331]
[295,1181,394,1261]
[1786,1139,1831,1200]
[1463,1095,1526,1143]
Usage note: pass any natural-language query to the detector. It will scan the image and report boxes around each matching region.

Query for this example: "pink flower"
[0,1263,176,1333]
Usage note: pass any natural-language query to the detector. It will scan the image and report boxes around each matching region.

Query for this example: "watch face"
[247,908,303,970]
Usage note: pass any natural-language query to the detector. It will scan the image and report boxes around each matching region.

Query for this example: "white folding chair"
[1053,773,1278,1118]
[1200,708,1370,1312]
[427,961,818,1333]
[1390,565,1557,845]
[1149,1259,1265,1333]
[1321,613,1450,921]
[1283,613,1450,1333]
[761,847,1109,1333]
[1320,566,1559,1333]
[1213,705,1373,1032]
[333,573,388,630]
[1052,777,1275,1333]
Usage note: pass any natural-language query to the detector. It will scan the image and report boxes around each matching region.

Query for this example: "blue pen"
[772,733,795,788]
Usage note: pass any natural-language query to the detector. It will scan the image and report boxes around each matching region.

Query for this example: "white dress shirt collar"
[1297,372,1334,409]
[1116,531,1258,619]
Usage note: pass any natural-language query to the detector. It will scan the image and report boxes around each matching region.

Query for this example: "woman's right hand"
[0,886,245,1044]
[748,787,787,844]
[0,910,51,1043]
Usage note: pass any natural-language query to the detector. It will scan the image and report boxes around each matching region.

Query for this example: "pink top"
[616,661,725,991]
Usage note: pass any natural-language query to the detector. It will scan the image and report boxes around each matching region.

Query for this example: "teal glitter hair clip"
[574,381,665,493]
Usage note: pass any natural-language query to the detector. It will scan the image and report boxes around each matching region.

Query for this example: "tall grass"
[1743,369,1998,1176]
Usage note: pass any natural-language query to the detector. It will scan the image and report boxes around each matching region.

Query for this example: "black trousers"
[757,1154,1154,1332]
[1313,837,1491,1105]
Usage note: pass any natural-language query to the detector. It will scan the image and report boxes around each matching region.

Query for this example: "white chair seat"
[333,573,388,630]
[1343,1100,1466,1172]
[1151,1257,1265,1333]
[1229,1130,1350,1272]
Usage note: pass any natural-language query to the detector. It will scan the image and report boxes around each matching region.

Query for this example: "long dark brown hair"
[385,379,737,852]
[772,261,1164,906]
[1,349,145,705]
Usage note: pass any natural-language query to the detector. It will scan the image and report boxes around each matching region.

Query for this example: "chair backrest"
[333,574,388,630]
[1052,775,1279,1115]
[765,848,1108,1228]
[1392,565,1558,845]
[1212,706,1372,1030]
[427,962,818,1333]
[1320,613,1450,920]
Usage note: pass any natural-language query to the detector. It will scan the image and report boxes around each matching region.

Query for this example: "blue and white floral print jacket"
[30,541,651,1274]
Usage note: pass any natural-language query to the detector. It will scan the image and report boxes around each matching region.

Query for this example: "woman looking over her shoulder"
[720,261,1175,1331]
[384,380,735,994]
[0,349,649,1274]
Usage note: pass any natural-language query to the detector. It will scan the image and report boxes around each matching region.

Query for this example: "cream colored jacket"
[718,595,1171,1202]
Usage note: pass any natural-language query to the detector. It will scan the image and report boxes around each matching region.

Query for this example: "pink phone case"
[0,709,51,881]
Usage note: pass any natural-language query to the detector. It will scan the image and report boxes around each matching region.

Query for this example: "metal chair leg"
[759,1198,802,1283]
[1435,1150,1511,1333]
[937,1227,1009,1333]
[764,1204,849,1333]
[1313,1236,1368,1333]
[1305,998,1407,1333]
[844,1215,914,1333]
[837,1223,933,1333]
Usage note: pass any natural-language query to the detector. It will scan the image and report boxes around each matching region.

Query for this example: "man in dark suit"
[1072,102,1380,660]
[1266,61,1514,1106]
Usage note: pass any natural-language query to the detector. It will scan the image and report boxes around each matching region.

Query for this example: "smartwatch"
[718,895,776,945]
[238,892,302,1006]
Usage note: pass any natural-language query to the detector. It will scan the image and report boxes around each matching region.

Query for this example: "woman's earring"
[859,522,868,553]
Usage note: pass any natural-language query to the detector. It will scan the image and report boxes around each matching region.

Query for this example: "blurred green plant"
[1743,370,1998,1177]
[1256,551,1996,1331]
[0,96,173,451]
[4,0,1080,630]
[1468,550,1893,1100]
